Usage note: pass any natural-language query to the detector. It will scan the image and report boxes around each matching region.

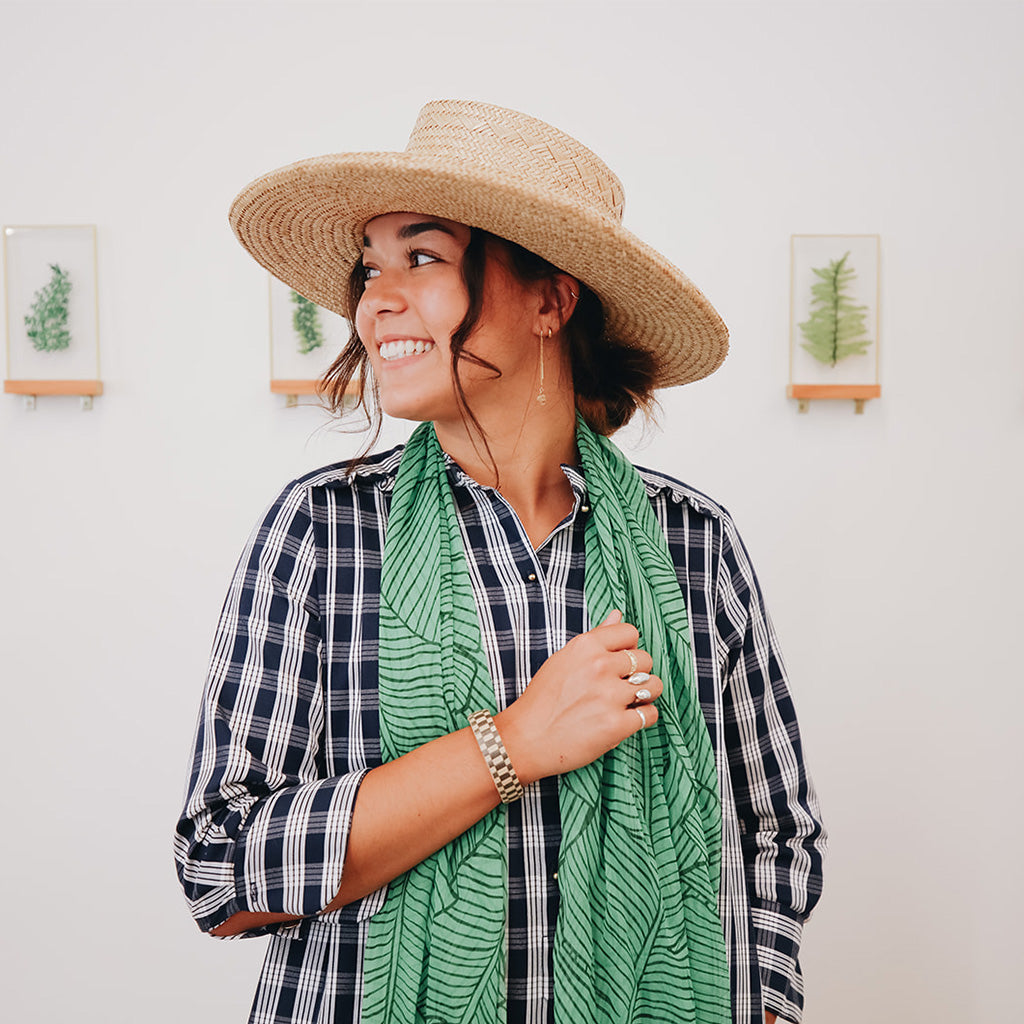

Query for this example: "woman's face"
[355,212,542,426]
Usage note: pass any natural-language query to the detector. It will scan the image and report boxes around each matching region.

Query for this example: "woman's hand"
[496,610,662,785]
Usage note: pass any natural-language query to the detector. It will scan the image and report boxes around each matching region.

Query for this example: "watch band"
[467,709,524,804]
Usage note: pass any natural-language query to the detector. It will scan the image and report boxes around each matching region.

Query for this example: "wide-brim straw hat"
[229,99,728,388]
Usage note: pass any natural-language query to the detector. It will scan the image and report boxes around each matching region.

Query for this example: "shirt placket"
[454,469,587,1024]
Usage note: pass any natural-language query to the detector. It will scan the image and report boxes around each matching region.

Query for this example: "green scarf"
[363,418,730,1024]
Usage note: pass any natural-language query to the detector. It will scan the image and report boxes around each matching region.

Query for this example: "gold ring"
[624,650,638,676]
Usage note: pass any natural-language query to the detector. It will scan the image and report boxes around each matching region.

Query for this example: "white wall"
[1,2,1021,1021]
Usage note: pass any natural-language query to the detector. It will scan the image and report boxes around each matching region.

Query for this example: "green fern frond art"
[290,289,325,354]
[25,263,72,353]
[798,251,872,366]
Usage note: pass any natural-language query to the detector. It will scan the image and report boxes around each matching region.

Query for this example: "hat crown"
[405,99,626,223]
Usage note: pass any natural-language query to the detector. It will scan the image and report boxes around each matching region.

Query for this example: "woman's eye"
[361,264,380,281]
[411,251,439,268]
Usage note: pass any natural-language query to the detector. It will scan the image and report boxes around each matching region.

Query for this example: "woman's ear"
[536,273,579,333]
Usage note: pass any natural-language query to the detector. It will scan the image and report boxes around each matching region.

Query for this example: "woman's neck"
[433,393,579,549]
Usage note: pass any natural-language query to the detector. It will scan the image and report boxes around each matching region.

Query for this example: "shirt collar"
[442,451,589,501]
[348,442,592,510]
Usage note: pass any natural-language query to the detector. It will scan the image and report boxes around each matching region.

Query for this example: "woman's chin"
[379,392,455,425]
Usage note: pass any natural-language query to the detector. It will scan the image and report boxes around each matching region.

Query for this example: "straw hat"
[229,99,728,388]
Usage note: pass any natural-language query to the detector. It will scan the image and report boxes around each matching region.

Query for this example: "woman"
[175,100,825,1024]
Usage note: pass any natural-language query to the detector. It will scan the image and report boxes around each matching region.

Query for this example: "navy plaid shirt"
[175,445,826,1024]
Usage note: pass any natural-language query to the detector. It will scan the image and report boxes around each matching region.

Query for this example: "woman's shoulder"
[633,463,733,525]
[250,446,406,540]
[632,465,754,577]
[276,444,406,502]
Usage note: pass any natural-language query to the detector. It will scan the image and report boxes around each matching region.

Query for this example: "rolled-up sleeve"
[173,482,366,936]
[716,515,827,1021]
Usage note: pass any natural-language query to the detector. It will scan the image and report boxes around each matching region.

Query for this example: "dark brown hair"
[319,228,659,452]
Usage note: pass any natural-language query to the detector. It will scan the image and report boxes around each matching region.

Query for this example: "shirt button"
[526,573,537,582]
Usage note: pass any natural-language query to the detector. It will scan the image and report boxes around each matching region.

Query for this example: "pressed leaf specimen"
[25,263,72,353]
[799,252,872,366]
[290,289,325,354]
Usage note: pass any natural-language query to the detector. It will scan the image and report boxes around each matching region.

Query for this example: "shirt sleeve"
[715,513,827,1022]
[173,481,367,936]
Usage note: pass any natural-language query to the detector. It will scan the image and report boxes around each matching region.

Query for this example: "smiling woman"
[351,212,582,542]
[174,99,825,1024]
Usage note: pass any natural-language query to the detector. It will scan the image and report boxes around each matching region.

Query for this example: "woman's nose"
[359,269,408,317]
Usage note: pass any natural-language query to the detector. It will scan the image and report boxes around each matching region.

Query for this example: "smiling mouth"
[379,339,435,361]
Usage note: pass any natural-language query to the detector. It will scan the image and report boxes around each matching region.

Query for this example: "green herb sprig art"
[290,289,325,354]
[25,263,72,353]
[799,252,872,366]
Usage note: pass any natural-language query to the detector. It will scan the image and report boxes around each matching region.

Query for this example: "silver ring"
[624,650,638,676]
[634,688,652,702]
[634,706,647,728]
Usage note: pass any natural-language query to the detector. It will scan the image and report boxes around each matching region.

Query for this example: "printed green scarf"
[363,418,730,1024]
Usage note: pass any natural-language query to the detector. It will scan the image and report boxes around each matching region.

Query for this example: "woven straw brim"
[230,152,728,388]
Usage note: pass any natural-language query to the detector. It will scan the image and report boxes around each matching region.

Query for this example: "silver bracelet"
[467,709,524,804]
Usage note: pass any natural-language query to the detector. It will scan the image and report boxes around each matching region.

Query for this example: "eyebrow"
[363,221,457,248]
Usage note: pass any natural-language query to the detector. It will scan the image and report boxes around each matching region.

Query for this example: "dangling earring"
[537,327,552,405]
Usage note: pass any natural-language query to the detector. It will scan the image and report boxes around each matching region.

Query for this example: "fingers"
[625,669,661,736]
[587,613,654,679]
[625,672,663,706]
[592,619,642,652]
[589,641,652,680]
[617,647,654,678]
[625,668,662,735]
[629,700,660,733]
[593,613,647,658]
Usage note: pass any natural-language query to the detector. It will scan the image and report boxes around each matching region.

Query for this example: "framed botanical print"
[268,275,352,403]
[789,234,880,412]
[4,225,102,405]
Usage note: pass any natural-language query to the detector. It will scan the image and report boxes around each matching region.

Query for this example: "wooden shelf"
[788,384,880,400]
[787,384,880,414]
[5,379,103,396]
[270,379,361,405]
[270,379,321,395]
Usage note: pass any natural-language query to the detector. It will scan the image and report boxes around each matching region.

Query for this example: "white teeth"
[379,339,435,361]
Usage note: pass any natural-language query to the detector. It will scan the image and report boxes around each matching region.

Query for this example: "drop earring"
[537,327,552,405]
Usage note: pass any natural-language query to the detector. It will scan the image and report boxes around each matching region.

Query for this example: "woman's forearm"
[211,723,505,936]
[323,724,504,910]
